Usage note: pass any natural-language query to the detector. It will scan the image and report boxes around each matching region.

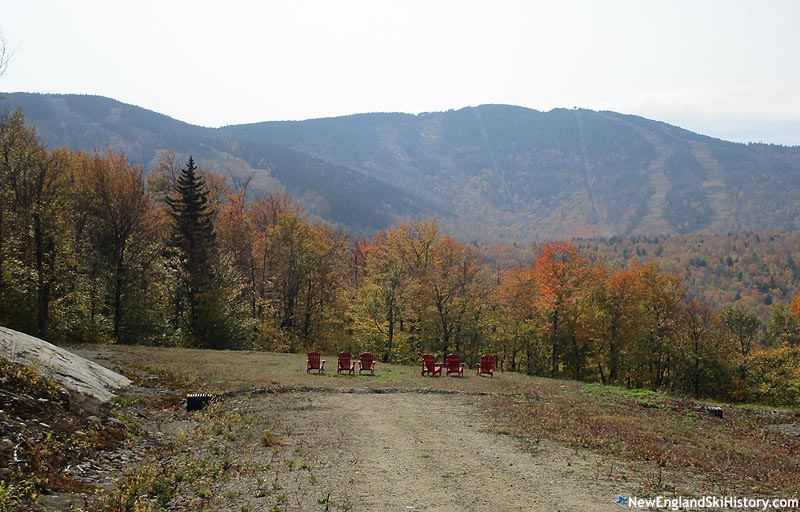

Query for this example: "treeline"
[573,233,800,317]
[2,109,800,406]
[0,109,352,350]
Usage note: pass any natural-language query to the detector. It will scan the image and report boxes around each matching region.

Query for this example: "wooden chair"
[477,354,494,377]
[307,351,326,374]
[421,354,443,377]
[337,352,355,374]
[358,352,376,375]
[446,354,464,377]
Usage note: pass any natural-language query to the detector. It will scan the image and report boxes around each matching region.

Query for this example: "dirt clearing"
[275,391,623,511]
[48,346,795,511]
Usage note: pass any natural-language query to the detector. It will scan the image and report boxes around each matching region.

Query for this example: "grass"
[15,344,800,507]
[91,345,800,495]
[0,358,130,509]
[82,345,526,394]
[91,400,263,511]
[261,429,283,447]
[79,361,344,511]
[493,379,800,495]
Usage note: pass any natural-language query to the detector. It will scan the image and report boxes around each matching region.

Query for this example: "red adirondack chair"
[446,354,464,377]
[337,352,355,374]
[477,354,494,377]
[307,351,326,374]
[358,352,376,375]
[421,354,443,376]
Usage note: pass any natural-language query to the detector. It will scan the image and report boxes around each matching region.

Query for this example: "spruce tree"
[166,156,218,345]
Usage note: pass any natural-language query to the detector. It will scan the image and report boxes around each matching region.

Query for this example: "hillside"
[223,105,800,240]
[576,231,800,315]
[0,93,441,233]
[484,230,800,317]
[4,93,800,240]
[5,346,798,509]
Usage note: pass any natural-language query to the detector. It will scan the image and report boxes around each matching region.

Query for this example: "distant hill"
[0,93,442,233]
[4,93,800,240]
[222,105,800,240]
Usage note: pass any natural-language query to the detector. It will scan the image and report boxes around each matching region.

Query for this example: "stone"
[106,417,125,428]
[0,326,131,402]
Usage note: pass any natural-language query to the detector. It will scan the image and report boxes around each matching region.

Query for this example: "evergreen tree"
[166,156,218,345]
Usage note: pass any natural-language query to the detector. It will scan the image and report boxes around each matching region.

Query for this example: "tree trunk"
[526,340,535,375]
[384,301,394,363]
[609,320,619,382]
[550,309,559,376]
[34,217,50,339]
[113,243,126,339]
[0,203,4,297]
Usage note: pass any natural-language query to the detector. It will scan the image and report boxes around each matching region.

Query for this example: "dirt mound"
[0,326,131,401]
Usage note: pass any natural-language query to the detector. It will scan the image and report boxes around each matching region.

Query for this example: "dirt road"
[283,391,625,512]
[64,344,632,511]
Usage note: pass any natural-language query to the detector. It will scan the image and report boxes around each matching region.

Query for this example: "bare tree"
[0,30,15,78]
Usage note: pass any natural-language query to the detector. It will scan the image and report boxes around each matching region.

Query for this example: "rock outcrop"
[0,326,131,401]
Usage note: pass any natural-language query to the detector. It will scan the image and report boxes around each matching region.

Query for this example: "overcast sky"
[2,0,799,145]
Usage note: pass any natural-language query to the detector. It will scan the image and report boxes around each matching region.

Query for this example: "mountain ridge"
[3,92,800,241]
[0,92,445,233]
[221,103,800,240]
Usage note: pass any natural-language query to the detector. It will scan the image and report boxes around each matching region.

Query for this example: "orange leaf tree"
[533,241,593,376]
[488,264,542,373]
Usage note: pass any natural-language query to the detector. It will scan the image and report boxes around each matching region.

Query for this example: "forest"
[2,108,800,407]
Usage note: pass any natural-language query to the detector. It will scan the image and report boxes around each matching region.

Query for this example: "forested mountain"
[222,106,800,240]
[4,92,800,410]
[577,231,800,317]
[0,93,440,232]
[4,93,800,240]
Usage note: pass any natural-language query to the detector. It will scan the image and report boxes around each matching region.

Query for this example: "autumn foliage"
[2,109,800,406]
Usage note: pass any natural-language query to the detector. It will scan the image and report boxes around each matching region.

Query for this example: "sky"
[2,0,799,145]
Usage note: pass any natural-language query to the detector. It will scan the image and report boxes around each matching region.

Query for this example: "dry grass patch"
[75,345,528,394]
[493,380,800,495]
[68,345,800,500]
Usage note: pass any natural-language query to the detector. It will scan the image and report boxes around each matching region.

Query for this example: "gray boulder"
[0,326,131,402]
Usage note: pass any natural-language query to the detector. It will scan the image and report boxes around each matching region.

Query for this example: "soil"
[16,375,787,511]
[282,391,623,512]
[179,389,631,511]
[4,343,719,511]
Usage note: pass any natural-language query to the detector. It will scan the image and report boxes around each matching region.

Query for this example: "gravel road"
[285,392,624,512]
